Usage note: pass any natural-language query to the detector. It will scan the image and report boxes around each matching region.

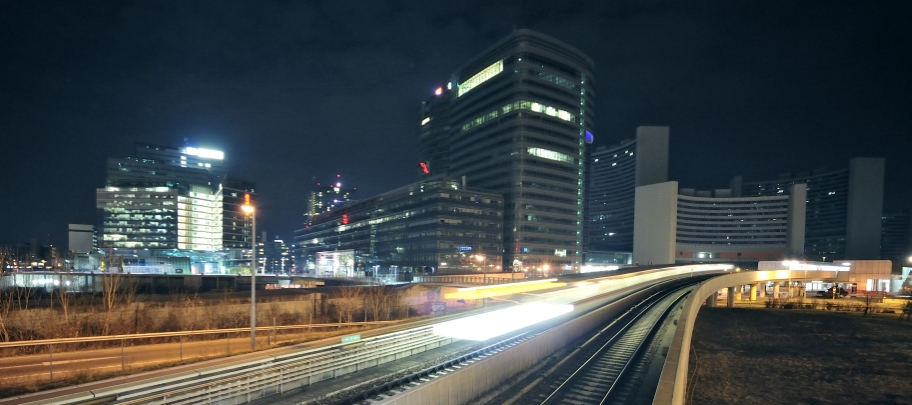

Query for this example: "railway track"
[509,285,692,405]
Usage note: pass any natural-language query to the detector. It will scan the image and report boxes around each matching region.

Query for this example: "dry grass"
[689,308,912,405]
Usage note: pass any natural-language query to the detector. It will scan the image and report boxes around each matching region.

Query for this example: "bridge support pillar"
[773,282,780,298]
[727,286,736,307]
[749,284,757,301]
[757,283,765,299]
[705,293,717,307]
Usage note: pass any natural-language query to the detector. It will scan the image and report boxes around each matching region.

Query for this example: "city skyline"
[2,1,911,251]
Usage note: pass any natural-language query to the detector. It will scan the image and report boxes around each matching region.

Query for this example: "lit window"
[527,147,574,163]
[458,60,504,97]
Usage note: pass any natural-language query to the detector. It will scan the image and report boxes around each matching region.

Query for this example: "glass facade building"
[96,143,257,273]
[588,138,637,253]
[880,209,911,263]
[732,157,884,260]
[419,29,594,273]
[294,177,503,276]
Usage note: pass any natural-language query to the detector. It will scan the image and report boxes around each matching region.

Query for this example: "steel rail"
[539,287,689,405]
[598,290,690,405]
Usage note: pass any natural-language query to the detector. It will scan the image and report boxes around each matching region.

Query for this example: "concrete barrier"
[374,281,674,405]
[651,269,838,405]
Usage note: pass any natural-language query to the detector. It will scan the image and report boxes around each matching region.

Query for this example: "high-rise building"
[304,175,356,224]
[96,142,256,273]
[732,157,885,260]
[881,209,911,264]
[263,235,294,274]
[419,29,595,272]
[295,176,503,276]
[221,175,256,249]
[587,127,669,257]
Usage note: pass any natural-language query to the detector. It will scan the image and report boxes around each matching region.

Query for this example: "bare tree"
[860,293,877,318]
[53,269,77,330]
[363,282,391,321]
[101,251,125,335]
[900,298,912,322]
[333,286,363,324]
[0,246,12,342]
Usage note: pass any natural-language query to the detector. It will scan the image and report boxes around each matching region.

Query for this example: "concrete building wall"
[786,183,807,257]
[633,181,678,265]
[843,259,893,292]
[845,158,885,259]
[68,224,95,254]
[634,126,669,187]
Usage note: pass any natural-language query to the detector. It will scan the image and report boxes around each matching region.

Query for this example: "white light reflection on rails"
[433,303,572,341]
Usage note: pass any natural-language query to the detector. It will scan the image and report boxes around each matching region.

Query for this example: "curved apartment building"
[633,181,806,266]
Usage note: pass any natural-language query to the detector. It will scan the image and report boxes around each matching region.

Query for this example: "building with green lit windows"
[294,177,503,276]
[418,29,594,273]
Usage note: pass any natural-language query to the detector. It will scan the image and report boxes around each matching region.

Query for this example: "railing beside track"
[11,324,453,405]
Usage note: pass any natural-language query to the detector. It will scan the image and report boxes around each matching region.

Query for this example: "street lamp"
[241,199,256,351]
[476,254,486,285]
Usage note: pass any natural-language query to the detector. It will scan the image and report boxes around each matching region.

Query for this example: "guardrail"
[8,324,454,405]
[0,321,399,350]
[0,320,401,385]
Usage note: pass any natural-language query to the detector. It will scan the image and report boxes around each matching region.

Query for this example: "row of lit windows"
[461,100,576,132]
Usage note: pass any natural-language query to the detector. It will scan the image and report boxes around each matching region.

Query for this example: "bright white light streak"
[454,278,558,293]
[433,303,572,341]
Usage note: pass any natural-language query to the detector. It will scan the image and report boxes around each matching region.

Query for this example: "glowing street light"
[476,254,486,285]
[242,195,257,351]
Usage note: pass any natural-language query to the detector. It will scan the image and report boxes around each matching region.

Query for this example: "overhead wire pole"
[242,194,257,351]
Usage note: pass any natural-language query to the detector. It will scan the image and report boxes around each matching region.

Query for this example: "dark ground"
[689,308,912,405]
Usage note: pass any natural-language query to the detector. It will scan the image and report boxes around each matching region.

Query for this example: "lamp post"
[476,254,486,285]
[242,201,256,351]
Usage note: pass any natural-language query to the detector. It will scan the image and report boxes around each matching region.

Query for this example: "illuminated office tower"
[97,142,251,252]
[421,29,594,272]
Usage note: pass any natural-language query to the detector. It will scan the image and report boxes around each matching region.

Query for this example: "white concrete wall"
[786,183,807,256]
[634,126,669,187]
[845,158,884,259]
[633,181,678,265]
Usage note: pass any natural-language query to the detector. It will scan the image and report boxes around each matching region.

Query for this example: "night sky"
[2,1,910,250]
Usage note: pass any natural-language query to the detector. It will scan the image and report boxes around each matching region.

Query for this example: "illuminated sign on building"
[183,147,224,160]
